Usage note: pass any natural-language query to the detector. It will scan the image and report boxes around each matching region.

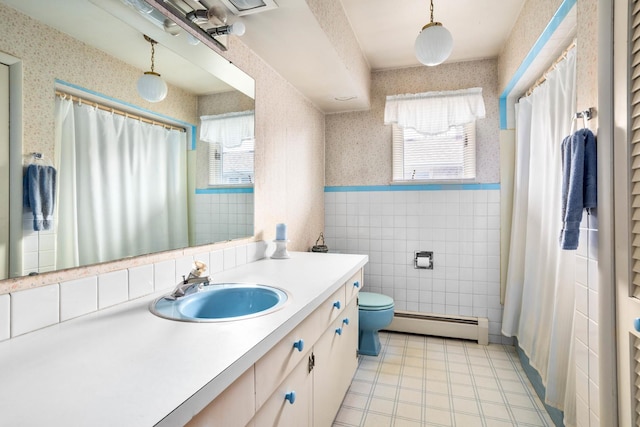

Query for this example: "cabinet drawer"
[344,269,363,304]
[186,366,255,427]
[253,354,313,427]
[315,285,345,328]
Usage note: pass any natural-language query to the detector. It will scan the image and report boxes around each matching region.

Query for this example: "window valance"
[200,110,254,148]
[384,87,485,135]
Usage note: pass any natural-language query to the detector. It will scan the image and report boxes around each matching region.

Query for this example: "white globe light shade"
[137,72,168,102]
[229,22,246,36]
[414,24,453,66]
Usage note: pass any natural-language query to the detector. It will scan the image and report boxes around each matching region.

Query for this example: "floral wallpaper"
[325,59,500,185]
[0,4,197,162]
[497,0,565,95]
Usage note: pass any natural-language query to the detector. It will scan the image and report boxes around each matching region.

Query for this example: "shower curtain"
[502,48,577,425]
[54,97,188,269]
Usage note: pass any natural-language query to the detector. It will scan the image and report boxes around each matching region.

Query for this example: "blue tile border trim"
[195,187,254,194]
[499,0,576,130]
[55,79,198,149]
[324,183,500,192]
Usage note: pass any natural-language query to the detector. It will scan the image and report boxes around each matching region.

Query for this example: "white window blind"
[392,122,476,181]
[208,137,255,185]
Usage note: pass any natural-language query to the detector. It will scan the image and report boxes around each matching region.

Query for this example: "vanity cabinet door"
[312,300,359,427]
[186,366,255,427]
[344,270,363,304]
[255,307,322,409]
[253,351,313,427]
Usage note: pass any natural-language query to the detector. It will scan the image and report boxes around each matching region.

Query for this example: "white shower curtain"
[502,48,577,424]
[54,97,188,269]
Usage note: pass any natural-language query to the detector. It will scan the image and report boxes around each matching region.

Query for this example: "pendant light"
[414,0,453,66]
[137,35,168,103]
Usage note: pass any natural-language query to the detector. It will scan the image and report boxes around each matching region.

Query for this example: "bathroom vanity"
[188,266,363,427]
[0,252,366,426]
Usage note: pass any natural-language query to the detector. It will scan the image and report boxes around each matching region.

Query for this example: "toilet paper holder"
[414,251,433,269]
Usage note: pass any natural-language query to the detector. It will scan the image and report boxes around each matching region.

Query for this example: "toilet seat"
[359,292,394,311]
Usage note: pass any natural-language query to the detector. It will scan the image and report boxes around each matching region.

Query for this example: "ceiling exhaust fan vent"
[218,0,278,16]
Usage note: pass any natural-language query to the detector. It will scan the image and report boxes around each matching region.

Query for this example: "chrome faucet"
[164,261,211,300]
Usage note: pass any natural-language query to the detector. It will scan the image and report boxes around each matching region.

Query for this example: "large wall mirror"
[0,0,255,280]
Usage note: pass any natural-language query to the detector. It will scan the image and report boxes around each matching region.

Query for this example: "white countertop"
[0,252,367,427]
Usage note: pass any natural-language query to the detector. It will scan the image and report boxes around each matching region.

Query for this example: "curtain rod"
[524,39,577,98]
[54,90,186,133]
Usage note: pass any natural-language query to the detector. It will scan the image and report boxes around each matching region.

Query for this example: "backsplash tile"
[2,241,265,342]
[11,284,59,337]
[98,270,129,309]
[60,277,98,321]
[223,247,237,270]
[128,265,154,300]
[154,259,176,292]
[210,250,224,274]
[235,245,248,266]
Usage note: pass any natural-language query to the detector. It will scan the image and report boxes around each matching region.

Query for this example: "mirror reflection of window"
[200,111,255,186]
[208,137,255,185]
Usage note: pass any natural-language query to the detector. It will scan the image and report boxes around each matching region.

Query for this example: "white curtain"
[502,48,577,425]
[54,97,188,269]
[383,87,485,134]
[200,110,254,148]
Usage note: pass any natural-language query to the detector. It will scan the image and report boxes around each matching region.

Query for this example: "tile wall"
[20,190,256,276]
[21,212,56,276]
[194,192,254,245]
[0,241,267,342]
[575,214,599,427]
[324,187,510,345]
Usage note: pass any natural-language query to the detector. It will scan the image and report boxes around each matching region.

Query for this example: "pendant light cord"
[144,35,158,73]
[151,43,156,73]
[430,0,434,23]
[150,40,156,73]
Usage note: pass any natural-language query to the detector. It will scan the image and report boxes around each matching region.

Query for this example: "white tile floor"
[333,332,554,427]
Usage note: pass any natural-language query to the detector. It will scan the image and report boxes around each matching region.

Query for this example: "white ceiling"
[341,0,526,70]
[1,0,527,112]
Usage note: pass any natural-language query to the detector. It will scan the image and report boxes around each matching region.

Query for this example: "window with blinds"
[631,0,640,299]
[208,137,255,185]
[392,122,476,181]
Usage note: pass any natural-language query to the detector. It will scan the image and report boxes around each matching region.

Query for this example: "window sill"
[204,184,254,189]
[390,179,477,186]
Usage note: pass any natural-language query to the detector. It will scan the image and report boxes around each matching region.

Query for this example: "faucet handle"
[193,261,207,275]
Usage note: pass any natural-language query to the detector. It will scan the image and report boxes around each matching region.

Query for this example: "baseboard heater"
[384,311,489,345]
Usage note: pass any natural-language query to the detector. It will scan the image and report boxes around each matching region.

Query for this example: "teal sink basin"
[150,283,289,322]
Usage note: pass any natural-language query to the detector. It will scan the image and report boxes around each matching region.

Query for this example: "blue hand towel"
[560,128,597,250]
[23,164,57,231]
